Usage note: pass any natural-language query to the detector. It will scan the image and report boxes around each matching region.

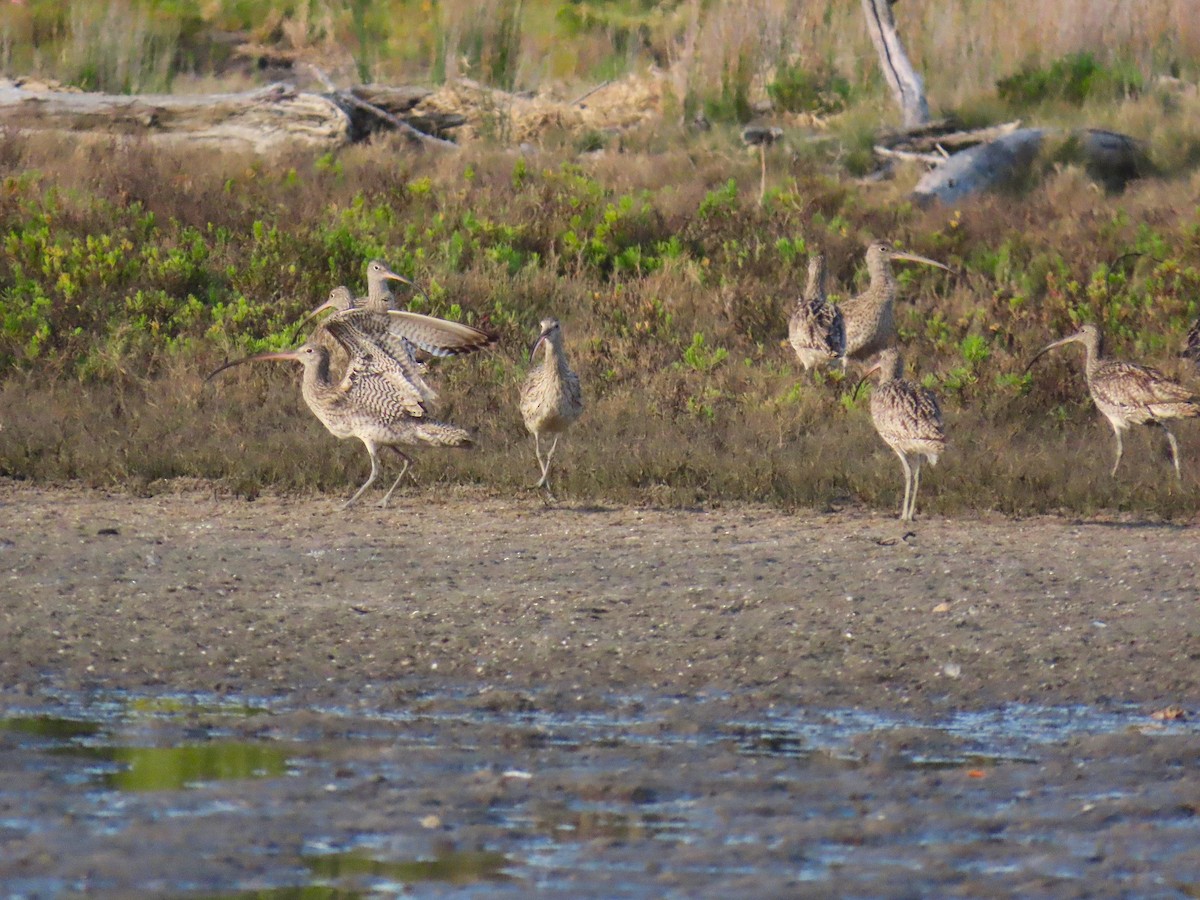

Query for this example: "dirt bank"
[1,480,1198,715]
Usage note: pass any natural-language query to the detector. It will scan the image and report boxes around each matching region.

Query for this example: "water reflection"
[51,741,293,790]
[304,848,511,885]
[0,714,102,740]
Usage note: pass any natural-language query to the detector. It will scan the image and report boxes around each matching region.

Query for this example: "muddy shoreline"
[2,480,1198,716]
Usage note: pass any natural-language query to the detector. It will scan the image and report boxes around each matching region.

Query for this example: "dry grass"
[4,1,1197,104]
[2,128,1200,517]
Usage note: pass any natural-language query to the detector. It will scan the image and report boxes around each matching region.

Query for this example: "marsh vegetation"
[2,1,1200,517]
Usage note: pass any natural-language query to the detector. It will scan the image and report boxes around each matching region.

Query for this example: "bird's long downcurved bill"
[295,298,340,334]
[852,362,881,401]
[1023,333,1079,373]
[205,349,304,383]
[891,250,952,272]
[528,331,549,362]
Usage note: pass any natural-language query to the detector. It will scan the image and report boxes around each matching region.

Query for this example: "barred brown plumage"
[520,318,583,500]
[1027,323,1200,479]
[1183,316,1200,367]
[300,284,496,390]
[206,320,474,509]
[841,240,950,362]
[865,348,946,522]
[788,253,846,371]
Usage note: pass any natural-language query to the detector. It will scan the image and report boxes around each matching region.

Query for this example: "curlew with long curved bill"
[520,318,583,500]
[1026,323,1200,479]
[863,348,946,522]
[788,252,845,372]
[840,240,950,362]
[361,259,432,312]
[208,319,473,509]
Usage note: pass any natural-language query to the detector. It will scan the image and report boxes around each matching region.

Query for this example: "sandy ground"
[4,480,1200,897]
[1,479,1198,714]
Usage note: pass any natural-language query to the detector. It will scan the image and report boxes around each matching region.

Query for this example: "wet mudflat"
[2,481,1200,896]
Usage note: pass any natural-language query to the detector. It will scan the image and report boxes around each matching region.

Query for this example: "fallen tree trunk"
[911,127,1151,205]
[0,78,464,153]
[0,80,350,153]
[911,128,1047,205]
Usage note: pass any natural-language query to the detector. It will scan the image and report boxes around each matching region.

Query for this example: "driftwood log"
[907,127,1150,205]
[859,2,1152,202]
[0,78,463,153]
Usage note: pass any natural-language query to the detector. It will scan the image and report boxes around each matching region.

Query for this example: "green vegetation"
[2,2,1200,517]
[997,52,1144,108]
[1,132,1198,517]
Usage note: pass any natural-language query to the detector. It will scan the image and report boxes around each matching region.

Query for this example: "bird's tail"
[413,419,474,448]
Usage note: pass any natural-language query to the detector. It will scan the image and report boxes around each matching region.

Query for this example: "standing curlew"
[840,240,950,362]
[788,252,845,371]
[741,125,784,206]
[520,318,583,500]
[863,348,946,522]
[1026,323,1200,479]
[208,318,473,509]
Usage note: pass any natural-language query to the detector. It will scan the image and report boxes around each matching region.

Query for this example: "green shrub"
[767,61,851,115]
[997,52,1143,107]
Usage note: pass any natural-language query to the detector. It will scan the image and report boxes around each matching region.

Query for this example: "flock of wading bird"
[208,243,1200,521]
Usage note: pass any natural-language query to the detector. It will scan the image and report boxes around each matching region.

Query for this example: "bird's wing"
[384,310,497,358]
[875,381,945,442]
[1091,360,1197,409]
[1184,318,1200,363]
[565,368,583,409]
[789,301,844,356]
[327,311,437,404]
[322,317,431,418]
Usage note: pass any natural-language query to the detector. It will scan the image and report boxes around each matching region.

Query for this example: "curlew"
[208,318,473,509]
[840,240,950,362]
[299,285,496,410]
[741,125,783,206]
[362,258,429,312]
[520,318,583,499]
[1026,323,1200,479]
[1183,316,1200,367]
[788,252,845,371]
[863,348,946,522]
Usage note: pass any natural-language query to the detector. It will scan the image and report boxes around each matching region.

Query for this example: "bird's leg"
[540,435,561,500]
[531,433,549,488]
[758,144,767,207]
[1110,427,1125,478]
[1157,421,1183,481]
[909,457,923,521]
[894,449,912,521]
[378,448,414,508]
[343,441,380,509]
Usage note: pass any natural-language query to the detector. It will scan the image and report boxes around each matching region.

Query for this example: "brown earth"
[2,479,1198,715]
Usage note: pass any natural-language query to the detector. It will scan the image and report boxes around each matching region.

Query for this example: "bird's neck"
[366,279,394,310]
[542,339,569,374]
[804,267,825,303]
[866,257,897,299]
[299,348,335,401]
[1081,334,1105,377]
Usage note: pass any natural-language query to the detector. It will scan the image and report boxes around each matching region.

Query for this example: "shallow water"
[2,690,1199,898]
